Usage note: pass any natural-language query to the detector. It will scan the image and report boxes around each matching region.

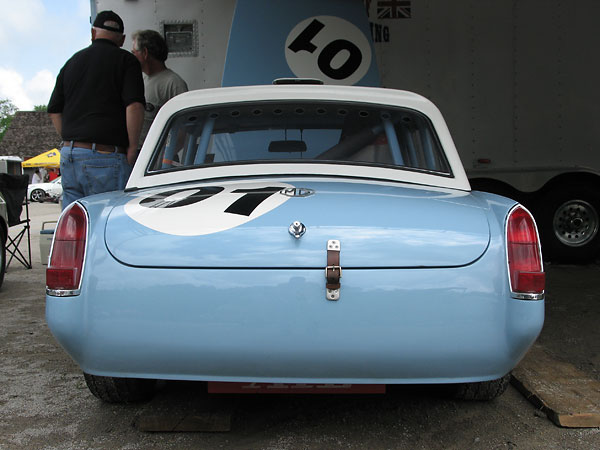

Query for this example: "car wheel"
[0,232,5,290]
[30,189,46,202]
[83,373,156,403]
[451,373,511,401]
[535,185,600,263]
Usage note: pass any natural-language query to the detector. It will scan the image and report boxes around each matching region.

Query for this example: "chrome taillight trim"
[46,288,82,297]
[505,204,545,301]
[45,202,89,297]
[511,292,545,301]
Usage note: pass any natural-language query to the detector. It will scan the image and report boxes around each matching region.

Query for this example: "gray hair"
[132,29,169,62]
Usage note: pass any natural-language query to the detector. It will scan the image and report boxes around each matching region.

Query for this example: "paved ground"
[1,202,599,449]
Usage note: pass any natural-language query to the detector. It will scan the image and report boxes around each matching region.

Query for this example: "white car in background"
[28,177,62,202]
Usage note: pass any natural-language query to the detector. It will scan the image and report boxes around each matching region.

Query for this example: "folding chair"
[0,174,32,270]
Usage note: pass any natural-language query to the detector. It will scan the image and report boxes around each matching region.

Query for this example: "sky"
[0,0,91,110]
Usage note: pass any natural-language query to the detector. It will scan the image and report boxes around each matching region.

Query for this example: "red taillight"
[506,206,545,296]
[46,203,87,292]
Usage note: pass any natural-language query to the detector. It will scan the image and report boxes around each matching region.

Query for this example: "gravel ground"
[1,201,599,449]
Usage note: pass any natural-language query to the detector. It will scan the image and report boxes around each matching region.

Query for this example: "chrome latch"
[288,221,306,239]
[326,240,341,300]
[327,287,340,301]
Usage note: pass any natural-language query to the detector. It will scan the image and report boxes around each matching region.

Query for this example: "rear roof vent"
[272,78,324,85]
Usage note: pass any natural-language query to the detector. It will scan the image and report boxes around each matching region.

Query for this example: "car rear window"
[146,101,451,176]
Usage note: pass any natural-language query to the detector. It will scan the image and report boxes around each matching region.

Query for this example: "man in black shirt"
[48,10,145,209]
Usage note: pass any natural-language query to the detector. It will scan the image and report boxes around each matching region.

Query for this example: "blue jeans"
[60,145,132,210]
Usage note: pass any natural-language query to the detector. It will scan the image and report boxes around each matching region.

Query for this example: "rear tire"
[83,373,156,403]
[451,373,511,401]
[535,185,600,263]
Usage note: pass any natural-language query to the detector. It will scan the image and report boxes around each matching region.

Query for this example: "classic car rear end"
[46,85,544,402]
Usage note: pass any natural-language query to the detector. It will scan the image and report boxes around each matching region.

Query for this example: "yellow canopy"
[22,148,60,168]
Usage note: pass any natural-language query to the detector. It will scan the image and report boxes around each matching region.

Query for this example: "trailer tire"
[84,373,156,403]
[536,185,600,263]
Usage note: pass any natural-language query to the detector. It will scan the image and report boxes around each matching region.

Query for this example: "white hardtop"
[128,85,471,191]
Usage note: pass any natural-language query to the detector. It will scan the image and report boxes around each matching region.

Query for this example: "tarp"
[22,148,60,168]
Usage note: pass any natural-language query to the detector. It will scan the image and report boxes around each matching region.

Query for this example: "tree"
[34,104,47,112]
[0,99,18,143]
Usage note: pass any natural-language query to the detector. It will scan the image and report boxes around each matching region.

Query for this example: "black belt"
[69,141,126,154]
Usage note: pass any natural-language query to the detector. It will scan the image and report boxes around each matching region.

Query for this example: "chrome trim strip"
[511,292,544,301]
[46,288,82,297]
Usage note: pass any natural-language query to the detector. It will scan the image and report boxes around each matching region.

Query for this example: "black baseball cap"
[93,10,124,33]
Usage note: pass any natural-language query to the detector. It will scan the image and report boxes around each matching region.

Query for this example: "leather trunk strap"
[326,240,341,290]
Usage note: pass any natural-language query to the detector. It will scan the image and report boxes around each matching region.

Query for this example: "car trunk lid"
[104,179,490,268]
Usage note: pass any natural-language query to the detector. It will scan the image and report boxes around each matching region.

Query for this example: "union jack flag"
[377,0,412,19]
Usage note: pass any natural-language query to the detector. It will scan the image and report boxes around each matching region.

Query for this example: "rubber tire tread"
[84,373,156,403]
[452,373,511,401]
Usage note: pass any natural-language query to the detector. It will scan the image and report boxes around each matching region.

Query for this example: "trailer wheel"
[536,185,600,263]
[83,373,156,403]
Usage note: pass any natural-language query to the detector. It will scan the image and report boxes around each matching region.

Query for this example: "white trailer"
[91,0,600,262]
[372,0,600,263]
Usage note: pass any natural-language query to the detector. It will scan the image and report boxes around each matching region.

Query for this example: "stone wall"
[0,111,61,161]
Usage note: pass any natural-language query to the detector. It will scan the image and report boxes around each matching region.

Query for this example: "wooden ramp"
[511,344,600,428]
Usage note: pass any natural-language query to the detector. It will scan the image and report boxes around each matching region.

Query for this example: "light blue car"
[46,84,545,403]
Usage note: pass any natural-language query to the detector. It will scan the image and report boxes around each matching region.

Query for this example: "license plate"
[207,382,386,394]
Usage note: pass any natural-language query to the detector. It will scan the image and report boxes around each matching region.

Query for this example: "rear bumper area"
[46,263,544,384]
